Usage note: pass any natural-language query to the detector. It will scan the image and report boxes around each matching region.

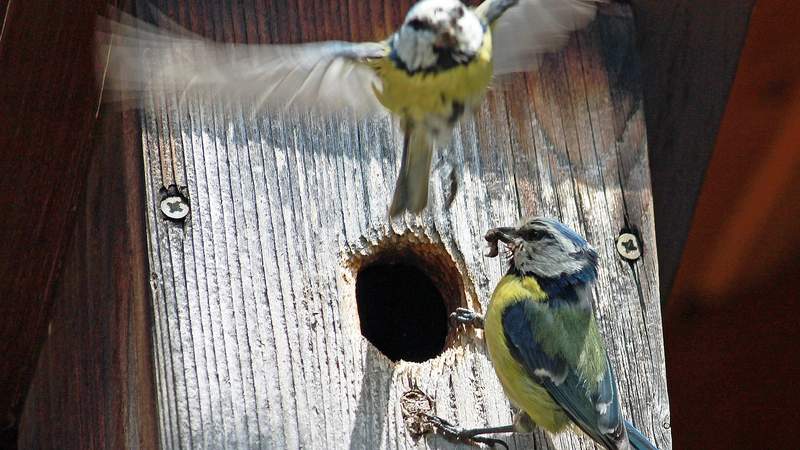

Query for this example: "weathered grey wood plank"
[135,2,670,449]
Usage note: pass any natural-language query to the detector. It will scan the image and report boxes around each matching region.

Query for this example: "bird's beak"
[434,29,457,49]
[484,227,519,258]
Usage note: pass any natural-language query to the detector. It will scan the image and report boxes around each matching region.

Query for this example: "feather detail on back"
[96,8,388,117]
[488,278,629,448]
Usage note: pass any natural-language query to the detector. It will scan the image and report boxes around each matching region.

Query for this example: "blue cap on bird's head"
[485,216,598,282]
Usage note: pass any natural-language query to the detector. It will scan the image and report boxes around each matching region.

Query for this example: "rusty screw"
[400,388,435,440]
[615,232,641,262]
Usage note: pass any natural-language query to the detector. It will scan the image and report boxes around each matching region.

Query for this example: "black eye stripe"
[524,229,550,241]
[407,18,432,31]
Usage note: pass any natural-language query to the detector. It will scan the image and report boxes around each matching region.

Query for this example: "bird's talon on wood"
[450,307,484,329]
[443,168,458,210]
[424,414,509,449]
[474,436,509,449]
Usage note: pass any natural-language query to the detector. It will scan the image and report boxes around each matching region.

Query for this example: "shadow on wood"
[630,0,756,300]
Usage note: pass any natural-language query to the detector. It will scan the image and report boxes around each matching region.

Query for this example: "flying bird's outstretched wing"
[97,9,388,116]
[477,0,605,75]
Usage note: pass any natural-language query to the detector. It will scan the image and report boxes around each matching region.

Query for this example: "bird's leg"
[512,410,536,433]
[425,414,513,449]
[433,145,459,210]
[443,165,459,210]
[450,307,484,329]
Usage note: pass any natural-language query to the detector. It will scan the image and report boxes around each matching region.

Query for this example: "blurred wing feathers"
[97,9,388,116]
[484,0,605,74]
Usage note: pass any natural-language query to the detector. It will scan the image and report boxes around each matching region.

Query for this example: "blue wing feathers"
[625,421,660,450]
[540,373,620,449]
[501,298,628,449]
[502,301,567,383]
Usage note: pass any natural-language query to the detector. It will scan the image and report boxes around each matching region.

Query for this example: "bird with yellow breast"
[437,217,659,450]
[101,0,604,216]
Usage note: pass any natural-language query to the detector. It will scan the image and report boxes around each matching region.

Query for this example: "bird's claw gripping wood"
[450,307,485,329]
[424,414,511,449]
[443,168,459,211]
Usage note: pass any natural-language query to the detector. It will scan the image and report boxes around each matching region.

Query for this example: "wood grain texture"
[136,1,670,448]
[16,111,159,450]
[629,0,756,300]
[0,0,108,441]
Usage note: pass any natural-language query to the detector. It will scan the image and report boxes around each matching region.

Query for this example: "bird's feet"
[443,168,459,211]
[450,307,484,329]
[425,414,511,449]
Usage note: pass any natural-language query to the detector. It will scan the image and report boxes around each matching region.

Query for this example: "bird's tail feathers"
[624,421,659,450]
[389,127,433,217]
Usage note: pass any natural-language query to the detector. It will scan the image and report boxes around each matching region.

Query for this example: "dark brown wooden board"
[137,2,670,448]
[0,0,108,443]
[16,111,159,450]
[667,1,800,447]
[629,0,756,299]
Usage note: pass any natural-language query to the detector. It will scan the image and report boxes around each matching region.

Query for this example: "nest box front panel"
[135,1,671,449]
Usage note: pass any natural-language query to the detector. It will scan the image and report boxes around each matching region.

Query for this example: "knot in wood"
[400,388,435,440]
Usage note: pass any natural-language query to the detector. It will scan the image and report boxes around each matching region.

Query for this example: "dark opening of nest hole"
[355,242,463,362]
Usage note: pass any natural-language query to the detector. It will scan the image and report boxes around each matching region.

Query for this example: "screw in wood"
[615,232,641,262]
[159,185,190,221]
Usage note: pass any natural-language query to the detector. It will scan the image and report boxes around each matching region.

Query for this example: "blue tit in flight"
[100,0,604,216]
[438,217,658,450]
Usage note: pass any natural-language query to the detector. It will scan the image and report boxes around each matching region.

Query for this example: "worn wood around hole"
[136,1,671,449]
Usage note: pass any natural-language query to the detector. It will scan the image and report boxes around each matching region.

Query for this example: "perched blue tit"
[439,217,658,450]
[100,0,604,216]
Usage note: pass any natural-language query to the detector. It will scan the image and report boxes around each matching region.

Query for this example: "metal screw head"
[159,186,190,221]
[160,196,189,220]
[616,232,641,261]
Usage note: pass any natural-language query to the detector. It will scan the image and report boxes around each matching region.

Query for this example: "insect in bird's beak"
[484,227,519,258]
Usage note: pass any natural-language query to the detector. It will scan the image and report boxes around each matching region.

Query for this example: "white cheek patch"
[515,239,589,279]
[393,30,438,72]
[456,11,485,54]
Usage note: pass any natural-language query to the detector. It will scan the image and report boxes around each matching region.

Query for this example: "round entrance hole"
[353,239,465,362]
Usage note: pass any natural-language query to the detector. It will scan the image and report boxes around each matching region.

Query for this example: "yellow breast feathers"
[369,33,493,122]
[483,275,573,433]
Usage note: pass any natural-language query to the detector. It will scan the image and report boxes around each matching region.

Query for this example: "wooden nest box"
[135,1,671,448]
